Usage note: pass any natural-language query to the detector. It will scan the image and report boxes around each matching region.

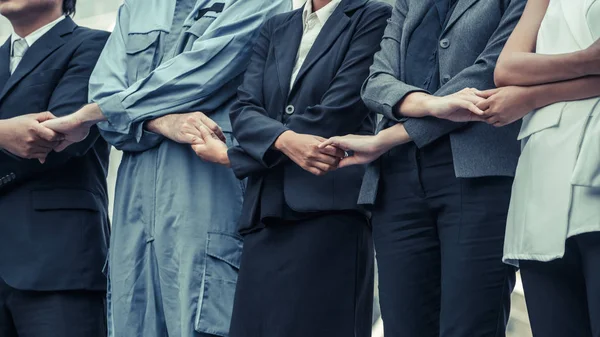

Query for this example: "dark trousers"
[229,212,374,337]
[372,139,516,337]
[520,232,600,337]
[0,278,106,337]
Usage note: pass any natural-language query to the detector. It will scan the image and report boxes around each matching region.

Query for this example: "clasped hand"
[0,112,64,163]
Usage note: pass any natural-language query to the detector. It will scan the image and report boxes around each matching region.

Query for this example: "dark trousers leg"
[521,232,600,337]
[0,278,106,337]
[373,142,514,337]
[436,176,515,337]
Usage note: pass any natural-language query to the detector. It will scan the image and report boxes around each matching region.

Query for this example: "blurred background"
[0,1,532,336]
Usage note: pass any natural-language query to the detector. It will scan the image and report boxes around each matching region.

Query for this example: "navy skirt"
[228,212,374,337]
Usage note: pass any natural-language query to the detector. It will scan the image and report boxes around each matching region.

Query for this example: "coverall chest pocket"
[179,3,223,52]
[125,30,161,83]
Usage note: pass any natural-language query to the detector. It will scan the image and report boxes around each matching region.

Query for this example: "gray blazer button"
[9,172,15,179]
[440,38,450,49]
[285,105,295,115]
[442,74,452,84]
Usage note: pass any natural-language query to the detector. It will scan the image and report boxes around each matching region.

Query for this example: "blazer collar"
[0,17,77,103]
[273,0,363,99]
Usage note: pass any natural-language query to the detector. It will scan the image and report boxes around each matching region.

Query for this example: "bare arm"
[495,0,600,87]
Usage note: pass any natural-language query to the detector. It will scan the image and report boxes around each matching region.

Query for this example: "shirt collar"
[302,0,342,26]
[11,15,66,50]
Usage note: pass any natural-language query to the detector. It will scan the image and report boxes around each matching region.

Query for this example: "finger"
[199,125,222,142]
[183,131,203,145]
[476,99,491,112]
[34,124,63,142]
[462,101,485,116]
[54,140,74,152]
[475,88,498,98]
[306,167,326,176]
[308,160,335,173]
[35,111,57,123]
[318,137,339,149]
[493,121,504,128]
[319,145,346,158]
[318,137,351,151]
[338,156,363,168]
[311,153,339,166]
[198,114,226,142]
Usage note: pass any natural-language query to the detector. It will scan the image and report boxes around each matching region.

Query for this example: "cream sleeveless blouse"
[503,0,600,266]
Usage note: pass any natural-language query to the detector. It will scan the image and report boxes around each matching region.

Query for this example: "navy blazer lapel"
[289,3,351,95]
[272,10,303,100]
[0,39,10,93]
[0,17,76,103]
[442,0,480,34]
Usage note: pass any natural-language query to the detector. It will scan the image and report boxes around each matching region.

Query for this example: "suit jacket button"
[440,38,450,49]
[9,172,15,179]
[285,105,295,115]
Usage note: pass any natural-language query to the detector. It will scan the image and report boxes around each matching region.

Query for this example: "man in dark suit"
[0,1,110,336]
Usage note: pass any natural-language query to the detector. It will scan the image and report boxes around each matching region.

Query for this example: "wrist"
[145,118,163,134]
[274,130,295,151]
[77,103,106,126]
[399,92,433,118]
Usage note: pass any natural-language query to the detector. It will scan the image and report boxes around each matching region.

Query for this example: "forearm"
[528,75,600,109]
[375,123,411,151]
[496,50,599,87]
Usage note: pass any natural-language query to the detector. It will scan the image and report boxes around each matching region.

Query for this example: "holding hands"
[0,112,63,163]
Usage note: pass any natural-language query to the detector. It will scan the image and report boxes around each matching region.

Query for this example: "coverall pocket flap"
[195,232,243,336]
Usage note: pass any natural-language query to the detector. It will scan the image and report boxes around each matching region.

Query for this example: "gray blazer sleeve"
[403,0,526,148]
[361,0,425,122]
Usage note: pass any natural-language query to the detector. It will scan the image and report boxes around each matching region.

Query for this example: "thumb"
[35,111,57,122]
[199,125,216,141]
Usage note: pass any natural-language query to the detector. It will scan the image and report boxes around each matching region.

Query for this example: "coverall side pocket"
[195,232,243,336]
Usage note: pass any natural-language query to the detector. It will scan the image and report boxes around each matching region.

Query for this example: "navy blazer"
[0,18,110,291]
[228,0,391,227]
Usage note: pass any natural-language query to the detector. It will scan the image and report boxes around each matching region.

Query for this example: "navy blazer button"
[285,105,295,115]
[440,38,450,49]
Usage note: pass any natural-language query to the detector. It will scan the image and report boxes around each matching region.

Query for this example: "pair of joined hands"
[0,112,75,163]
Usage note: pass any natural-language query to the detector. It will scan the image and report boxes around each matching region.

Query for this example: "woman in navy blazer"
[191,0,390,335]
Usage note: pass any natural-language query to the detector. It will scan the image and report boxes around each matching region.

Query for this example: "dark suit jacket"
[228,0,391,228]
[0,17,110,291]
[359,0,526,204]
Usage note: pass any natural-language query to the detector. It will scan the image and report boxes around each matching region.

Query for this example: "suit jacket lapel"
[289,4,350,95]
[0,17,76,103]
[0,39,10,94]
[272,10,304,100]
[399,1,431,82]
[442,0,480,35]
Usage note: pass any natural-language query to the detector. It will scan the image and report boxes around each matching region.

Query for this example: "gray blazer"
[358,0,526,205]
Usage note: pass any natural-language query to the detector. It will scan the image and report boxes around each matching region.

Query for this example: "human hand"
[425,88,486,122]
[191,125,230,167]
[274,131,345,176]
[146,112,225,145]
[42,111,92,152]
[0,112,63,163]
[476,86,535,127]
[318,134,387,168]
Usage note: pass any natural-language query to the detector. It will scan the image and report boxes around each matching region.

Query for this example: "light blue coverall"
[88,0,291,336]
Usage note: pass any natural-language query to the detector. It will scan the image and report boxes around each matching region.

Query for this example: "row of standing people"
[0,0,598,336]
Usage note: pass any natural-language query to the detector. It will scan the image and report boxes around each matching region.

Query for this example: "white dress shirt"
[10,15,66,74]
[289,0,341,90]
